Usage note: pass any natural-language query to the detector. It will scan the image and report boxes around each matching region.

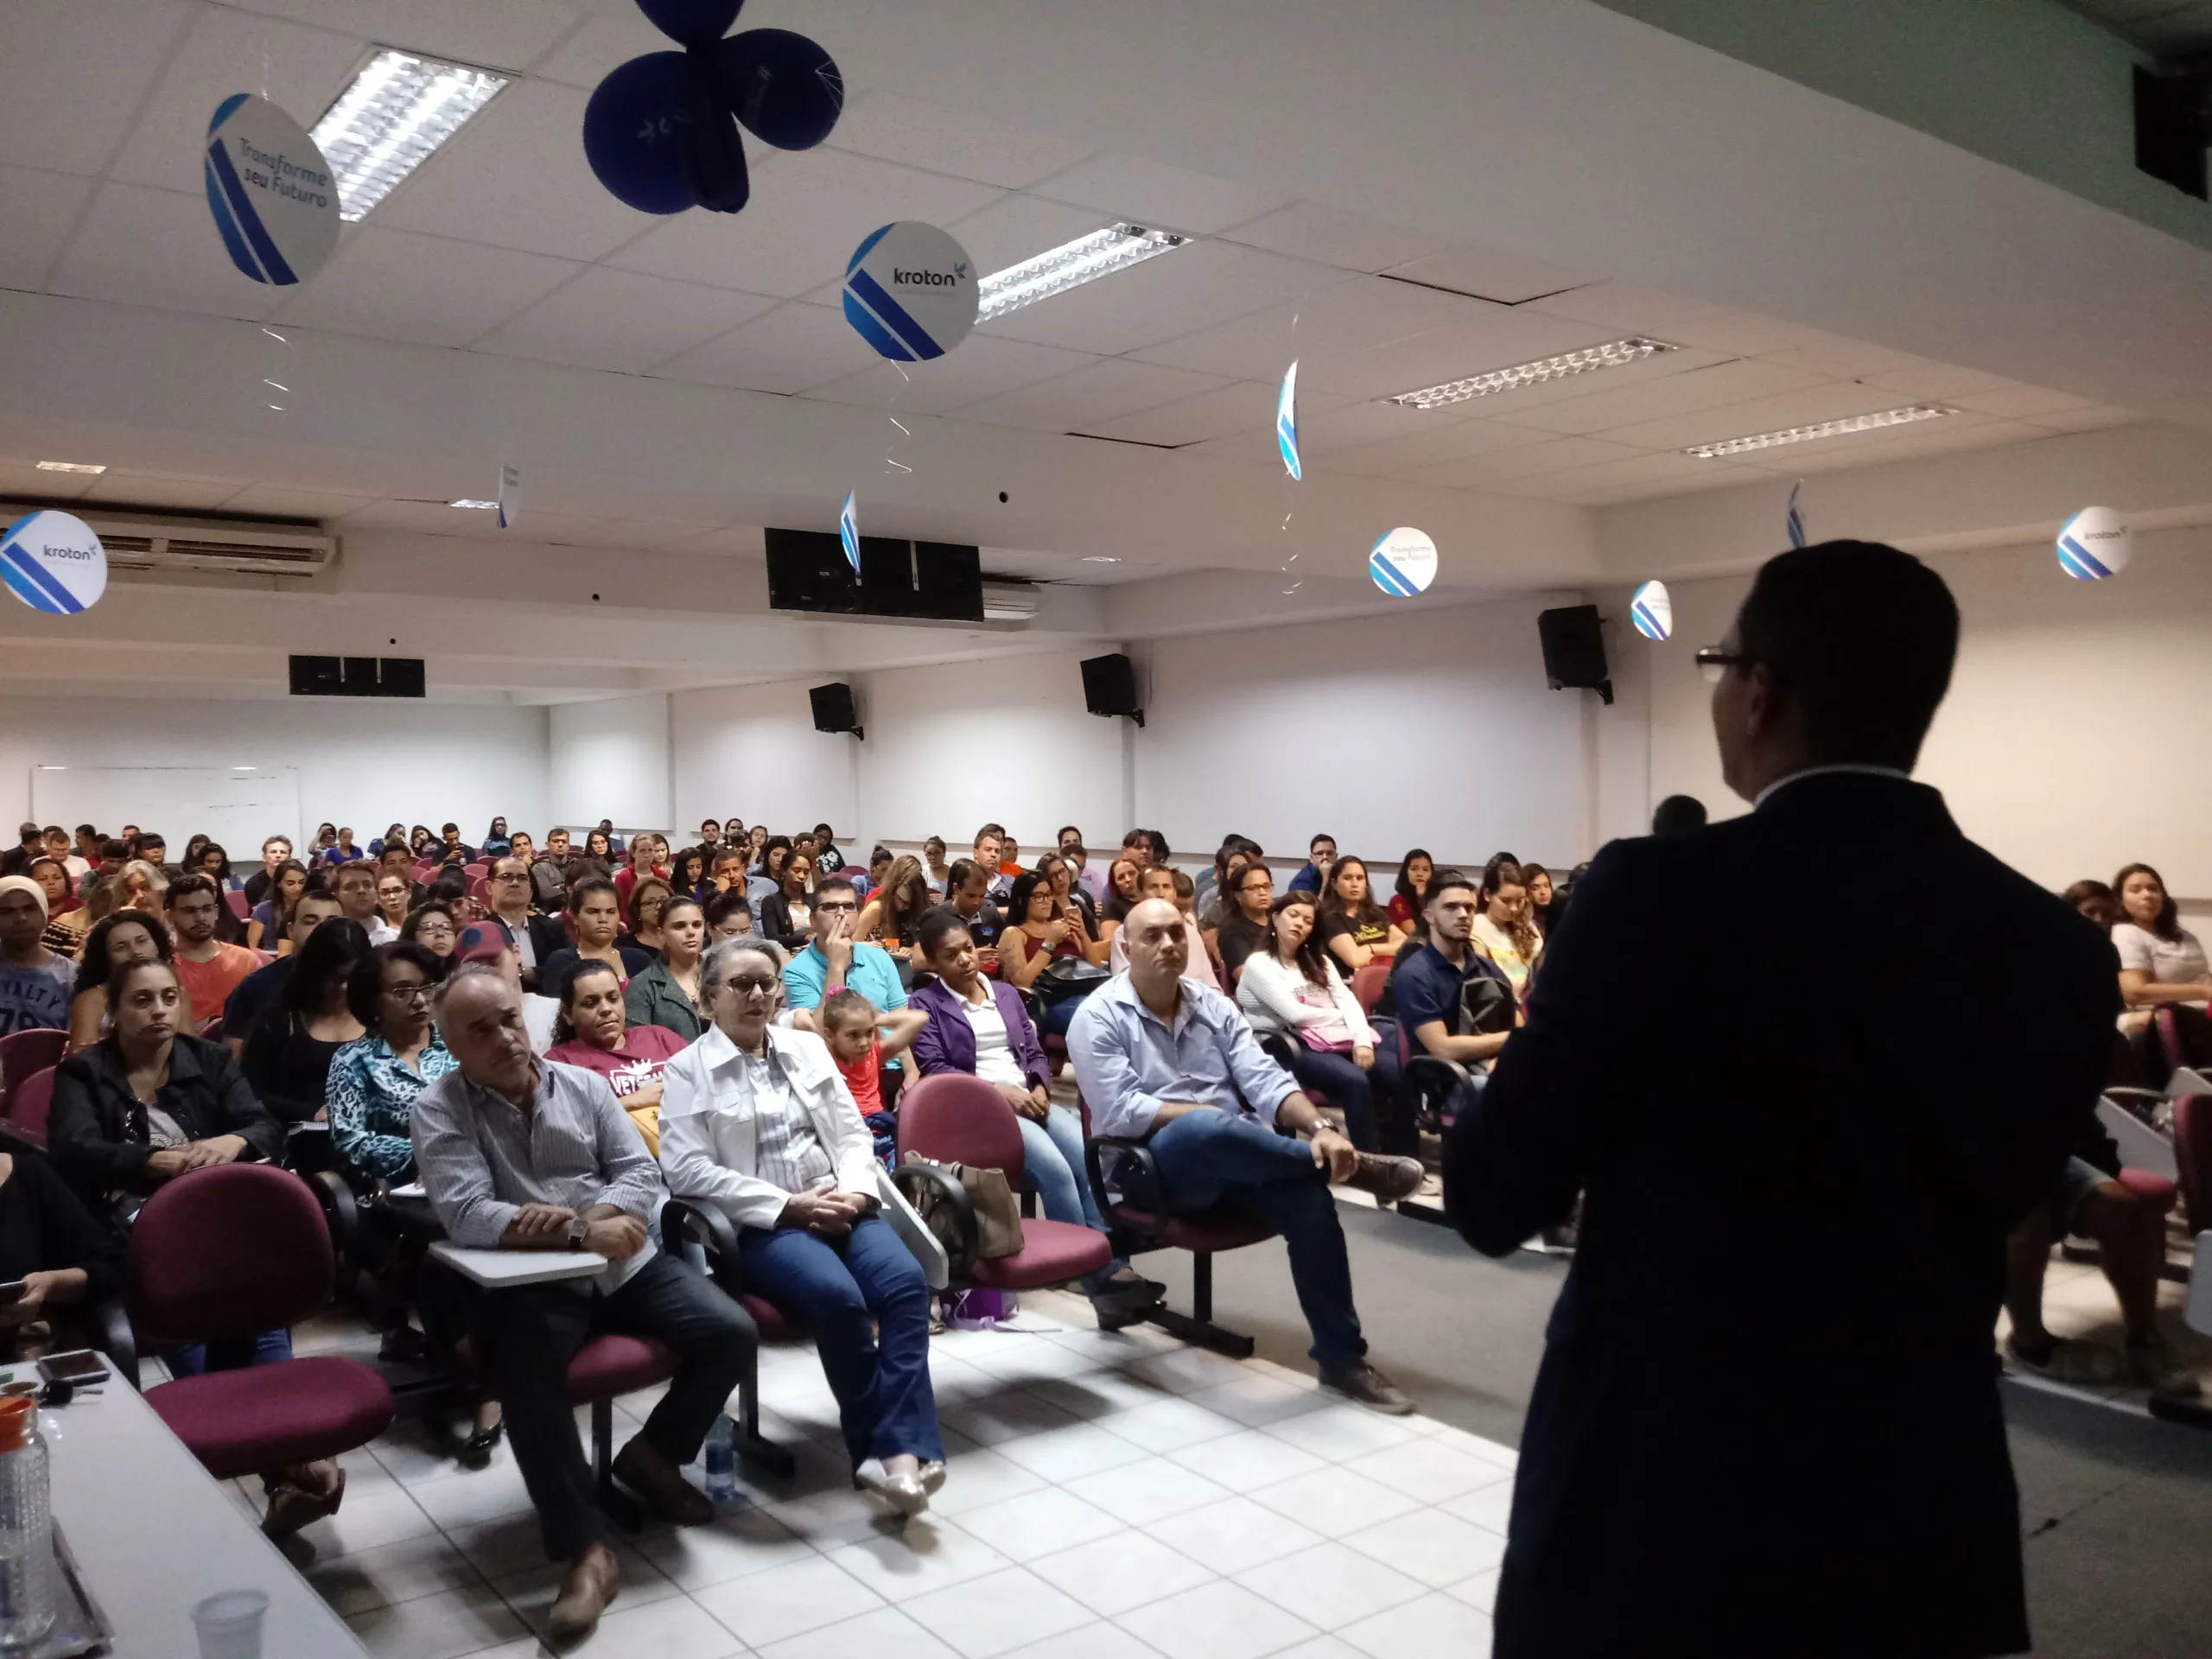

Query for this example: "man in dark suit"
[1445,541,2117,1659]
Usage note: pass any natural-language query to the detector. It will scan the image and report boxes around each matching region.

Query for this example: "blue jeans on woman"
[1038,994,1089,1038]
[1018,1102,1128,1295]
[165,1327,292,1376]
[1283,1043,1403,1154]
[738,1217,941,1469]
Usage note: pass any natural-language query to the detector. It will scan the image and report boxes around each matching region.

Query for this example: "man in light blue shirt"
[781,877,907,1016]
[1069,899,1422,1413]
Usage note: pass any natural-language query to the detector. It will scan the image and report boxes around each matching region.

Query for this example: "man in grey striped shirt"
[413,963,754,1641]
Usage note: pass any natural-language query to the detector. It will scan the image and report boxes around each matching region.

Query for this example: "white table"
[23,1369,369,1657]
[428,1241,609,1288]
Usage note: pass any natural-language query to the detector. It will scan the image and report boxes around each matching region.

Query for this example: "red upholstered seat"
[742,1294,798,1341]
[564,1334,677,1405]
[147,1357,396,1478]
[4,1069,54,1148]
[1351,963,1389,1016]
[2116,1166,2178,1214]
[1163,1212,1275,1254]
[968,1218,1111,1289]
[0,1030,65,1121]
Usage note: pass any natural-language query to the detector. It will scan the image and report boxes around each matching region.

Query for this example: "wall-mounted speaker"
[810,682,862,739]
[1536,606,1612,705]
[1080,652,1143,727]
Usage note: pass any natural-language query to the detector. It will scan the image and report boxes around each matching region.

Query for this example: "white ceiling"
[0,0,2139,546]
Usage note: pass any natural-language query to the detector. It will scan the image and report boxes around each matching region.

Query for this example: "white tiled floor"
[267,1290,1516,1659]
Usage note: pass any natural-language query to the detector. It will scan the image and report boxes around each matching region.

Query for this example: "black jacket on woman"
[758,892,813,952]
[0,1148,124,1307]
[49,1033,283,1207]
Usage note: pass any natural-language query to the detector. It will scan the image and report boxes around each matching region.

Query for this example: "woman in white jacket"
[658,938,944,1516]
[1236,891,1396,1154]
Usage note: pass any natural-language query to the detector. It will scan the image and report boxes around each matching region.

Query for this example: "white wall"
[1135,598,1596,871]
[671,682,856,841]
[549,695,669,831]
[0,695,548,849]
[1640,527,2212,896]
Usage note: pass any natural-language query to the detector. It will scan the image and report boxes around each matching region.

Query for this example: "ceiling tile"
[0,167,92,292]
[1855,360,2023,399]
[229,0,586,71]
[0,0,192,176]
[217,483,376,520]
[1505,449,1749,500]
[1028,152,1287,234]
[1488,357,1834,436]
[1380,246,1585,305]
[1290,398,1471,456]
[372,79,661,262]
[1950,385,2097,419]
[939,194,1114,283]
[1130,276,1503,381]
[48,182,266,321]
[1587,381,1940,452]
[977,239,1350,357]
[531,8,679,87]
[1660,308,1836,357]
[1560,465,1777,505]
[1749,332,1929,380]
[1313,417,1554,478]
[950,358,1232,434]
[1216,203,1456,274]
[1402,435,1645,488]
[1297,309,1622,403]
[1077,379,1286,448]
[0,462,97,502]
[337,499,509,537]
[480,267,778,372]
[826,92,1097,190]
[656,302,880,395]
[1523,282,1721,333]
[610,149,1002,296]
[108,7,364,194]
[83,471,253,511]
[275,227,579,346]
[804,335,1100,415]
[2024,403,2139,434]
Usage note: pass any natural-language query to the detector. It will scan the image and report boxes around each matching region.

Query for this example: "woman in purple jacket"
[907,909,1158,1324]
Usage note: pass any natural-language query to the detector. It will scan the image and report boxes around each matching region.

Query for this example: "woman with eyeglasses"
[375,870,414,936]
[401,902,461,974]
[619,876,674,961]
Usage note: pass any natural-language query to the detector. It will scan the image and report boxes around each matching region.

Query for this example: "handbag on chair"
[899,1153,1026,1268]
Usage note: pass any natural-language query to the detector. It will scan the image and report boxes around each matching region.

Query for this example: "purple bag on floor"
[944,1288,1017,1330]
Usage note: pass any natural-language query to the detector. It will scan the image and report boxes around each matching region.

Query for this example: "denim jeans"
[1146,1109,1365,1369]
[739,1216,942,1468]
[1020,1103,1127,1294]
[165,1327,292,1377]
[1283,1046,1394,1152]
[1038,994,1089,1038]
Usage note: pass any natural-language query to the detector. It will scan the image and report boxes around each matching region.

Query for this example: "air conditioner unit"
[981,579,1042,622]
[0,505,337,578]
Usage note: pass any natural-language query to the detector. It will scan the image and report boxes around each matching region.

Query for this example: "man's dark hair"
[1427,869,1478,905]
[1309,833,1335,853]
[163,873,218,909]
[1652,795,1707,836]
[99,839,129,861]
[705,890,753,930]
[15,823,37,847]
[947,857,987,893]
[815,876,858,906]
[1735,540,1958,770]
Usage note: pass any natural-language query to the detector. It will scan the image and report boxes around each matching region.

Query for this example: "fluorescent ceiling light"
[1684,404,1952,459]
[35,461,105,474]
[312,48,509,222]
[449,499,499,510]
[1385,338,1677,410]
[977,224,1186,323]
[1082,556,1122,563]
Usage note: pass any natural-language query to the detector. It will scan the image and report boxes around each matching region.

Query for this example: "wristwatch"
[565,1213,590,1249]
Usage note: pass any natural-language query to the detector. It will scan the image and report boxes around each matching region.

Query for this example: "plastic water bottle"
[0,1397,53,1648]
[702,1414,736,1507]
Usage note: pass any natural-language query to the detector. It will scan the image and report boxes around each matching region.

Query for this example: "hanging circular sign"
[2,510,108,614]
[204,93,340,286]
[2056,505,2131,580]
[1630,579,1673,641]
[842,221,977,361]
[1368,527,1438,597]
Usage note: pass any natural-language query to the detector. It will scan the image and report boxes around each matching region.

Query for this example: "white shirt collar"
[1753,763,1912,809]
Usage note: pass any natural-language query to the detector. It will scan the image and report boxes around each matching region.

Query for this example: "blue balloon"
[720,29,843,150]
[583,51,741,215]
[636,0,743,46]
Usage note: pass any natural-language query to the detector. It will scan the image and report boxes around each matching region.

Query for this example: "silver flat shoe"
[854,1459,930,1517]
[918,1459,947,1495]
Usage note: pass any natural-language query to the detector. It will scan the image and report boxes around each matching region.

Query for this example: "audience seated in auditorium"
[118,859,168,916]
[921,836,951,895]
[819,988,925,1160]
[400,902,461,974]
[2064,879,2118,930]
[0,876,75,1038]
[194,842,243,896]
[1468,858,1543,1001]
[613,832,670,909]
[758,852,818,952]
[855,855,931,961]
[660,939,944,1516]
[1287,832,1336,896]
[480,817,513,860]
[2110,861,2209,1012]
[1395,872,1516,1110]
[782,878,907,1027]
[436,823,474,866]
[244,918,370,1124]
[164,874,262,1017]
[1036,849,1101,942]
[813,823,844,872]
[1238,890,1395,1153]
[484,856,563,991]
[1317,855,1406,975]
[1387,848,1433,931]
[668,845,709,905]
[373,870,413,939]
[531,829,575,912]
[541,877,652,993]
[624,894,709,1043]
[998,870,1106,1039]
[329,861,393,946]
[1207,861,1273,982]
[327,940,454,1188]
[1194,837,1262,930]
[907,909,1158,1325]
[70,912,181,1053]
[411,963,750,1639]
[1071,897,1421,1404]
[451,925,560,1054]
[705,891,755,942]
[1522,863,1556,937]
[547,960,687,1154]
[29,859,86,957]
[1110,867,1221,991]
[617,877,673,960]
[223,892,341,1056]
[0,825,42,880]
[969,827,1011,900]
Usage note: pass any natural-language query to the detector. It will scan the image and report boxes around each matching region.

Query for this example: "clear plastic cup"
[190,1588,268,1659]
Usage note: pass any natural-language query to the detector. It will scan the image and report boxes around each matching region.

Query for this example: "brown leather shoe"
[611,1435,713,1526]
[1343,1154,1425,1203]
[548,1542,620,1641]
[1320,1361,1414,1414]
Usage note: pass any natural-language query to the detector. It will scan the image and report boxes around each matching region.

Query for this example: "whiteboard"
[29,767,302,858]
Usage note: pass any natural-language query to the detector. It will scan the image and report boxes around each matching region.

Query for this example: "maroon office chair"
[0,1030,66,1116]
[565,1333,682,1529]
[1351,963,1389,1017]
[894,1073,1112,1292]
[128,1165,395,1478]
[223,890,251,923]
[3,1069,54,1151]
